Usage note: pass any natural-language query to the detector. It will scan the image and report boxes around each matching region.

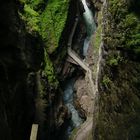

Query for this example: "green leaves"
[19,0,69,53]
[44,49,59,88]
[24,4,39,16]
[40,0,69,53]
[105,0,140,52]
[102,75,111,88]
[18,0,69,87]
[19,4,40,33]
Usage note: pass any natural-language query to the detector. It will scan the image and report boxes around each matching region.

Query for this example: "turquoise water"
[82,0,96,56]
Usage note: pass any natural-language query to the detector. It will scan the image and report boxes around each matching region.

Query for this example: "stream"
[82,0,96,57]
[63,78,83,128]
[62,0,96,139]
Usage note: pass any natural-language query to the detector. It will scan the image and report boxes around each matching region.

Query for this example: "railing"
[30,124,38,140]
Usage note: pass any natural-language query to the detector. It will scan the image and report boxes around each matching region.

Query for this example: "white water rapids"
[63,79,83,128]
[82,0,96,56]
[62,0,96,138]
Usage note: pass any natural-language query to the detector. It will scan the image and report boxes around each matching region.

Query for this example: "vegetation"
[107,54,123,66]
[40,0,69,53]
[20,3,40,33]
[97,0,140,139]
[19,0,69,53]
[19,0,69,86]
[104,0,140,53]
[44,49,59,88]
[102,75,111,88]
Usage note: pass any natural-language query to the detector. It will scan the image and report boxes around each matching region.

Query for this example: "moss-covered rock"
[19,0,69,54]
[0,0,71,139]
[40,0,69,53]
[18,0,70,87]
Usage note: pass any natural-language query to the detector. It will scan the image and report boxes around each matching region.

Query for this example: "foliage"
[102,75,111,88]
[108,57,118,66]
[19,0,69,87]
[26,0,45,10]
[107,54,123,66]
[40,0,69,53]
[97,0,140,139]
[104,0,140,54]
[44,49,59,88]
[19,0,69,53]
[20,3,40,33]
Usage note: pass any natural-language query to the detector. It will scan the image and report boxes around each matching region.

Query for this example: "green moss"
[19,3,40,34]
[19,0,69,53]
[104,0,140,51]
[97,0,140,139]
[19,0,69,87]
[44,49,59,88]
[102,75,111,88]
[40,0,69,53]
[26,0,44,9]
[108,58,118,66]
[107,54,123,66]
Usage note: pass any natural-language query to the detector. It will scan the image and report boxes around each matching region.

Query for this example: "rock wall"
[0,1,43,139]
[0,0,71,140]
[95,0,140,139]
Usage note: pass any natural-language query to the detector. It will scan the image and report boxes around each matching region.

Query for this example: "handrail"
[30,124,38,140]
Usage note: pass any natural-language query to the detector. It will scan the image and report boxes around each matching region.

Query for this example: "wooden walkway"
[67,47,89,71]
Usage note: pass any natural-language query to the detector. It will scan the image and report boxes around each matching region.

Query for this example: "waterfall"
[81,0,96,56]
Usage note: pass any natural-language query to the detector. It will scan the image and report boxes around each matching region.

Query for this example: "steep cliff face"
[0,0,71,140]
[95,0,140,139]
[0,1,43,140]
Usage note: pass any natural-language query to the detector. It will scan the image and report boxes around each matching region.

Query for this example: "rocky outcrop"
[0,1,43,140]
[0,1,70,140]
[95,0,140,139]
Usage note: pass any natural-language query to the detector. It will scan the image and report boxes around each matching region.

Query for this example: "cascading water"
[63,79,83,130]
[61,1,96,139]
[81,0,96,56]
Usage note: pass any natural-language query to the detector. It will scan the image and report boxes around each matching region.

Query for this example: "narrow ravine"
[63,78,83,136]
[63,78,83,128]
[62,0,97,139]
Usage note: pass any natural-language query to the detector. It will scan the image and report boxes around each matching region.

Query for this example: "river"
[62,0,96,139]
[82,0,96,57]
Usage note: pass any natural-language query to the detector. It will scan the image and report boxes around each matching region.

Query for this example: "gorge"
[61,0,96,139]
[0,0,140,140]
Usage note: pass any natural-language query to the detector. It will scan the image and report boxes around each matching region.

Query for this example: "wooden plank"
[30,124,38,140]
[67,48,89,71]
[67,56,79,65]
